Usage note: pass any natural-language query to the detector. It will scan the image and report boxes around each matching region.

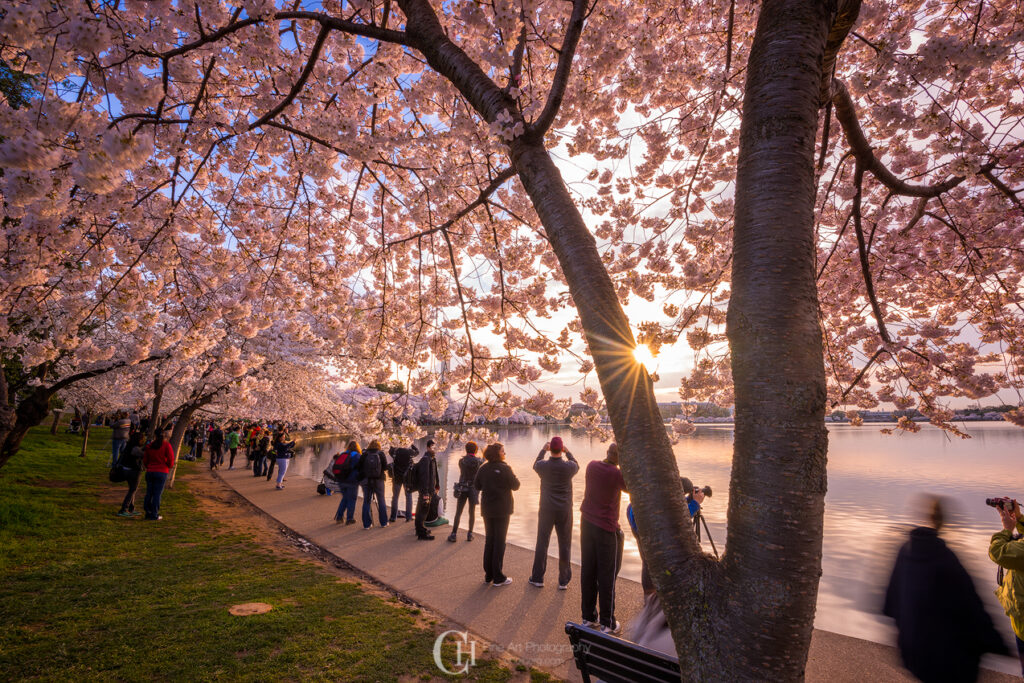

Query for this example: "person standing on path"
[226,426,241,469]
[579,443,627,634]
[208,424,225,470]
[412,440,439,540]
[473,443,520,586]
[990,498,1024,676]
[528,436,579,589]
[193,423,205,461]
[358,440,390,528]
[448,441,483,542]
[272,429,295,490]
[116,431,145,517]
[883,495,1007,682]
[142,426,175,521]
[389,443,417,522]
[110,412,131,468]
[333,442,362,525]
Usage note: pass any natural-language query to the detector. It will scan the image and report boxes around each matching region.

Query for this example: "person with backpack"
[333,441,362,525]
[226,426,241,469]
[142,426,175,521]
[411,440,440,540]
[528,436,580,589]
[448,441,483,542]
[389,443,418,523]
[474,443,520,585]
[116,431,145,517]
[358,440,389,528]
[208,423,225,470]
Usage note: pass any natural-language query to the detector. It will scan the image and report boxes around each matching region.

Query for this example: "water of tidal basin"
[291,422,1021,656]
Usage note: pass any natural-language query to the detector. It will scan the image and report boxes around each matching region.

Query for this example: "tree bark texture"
[0,386,53,470]
[49,410,60,434]
[79,410,93,458]
[168,404,197,488]
[0,371,16,467]
[724,0,832,678]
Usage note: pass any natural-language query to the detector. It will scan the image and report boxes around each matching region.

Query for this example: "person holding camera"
[528,436,579,589]
[449,441,483,542]
[990,497,1024,676]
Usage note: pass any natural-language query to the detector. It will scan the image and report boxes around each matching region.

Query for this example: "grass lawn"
[0,427,539,682]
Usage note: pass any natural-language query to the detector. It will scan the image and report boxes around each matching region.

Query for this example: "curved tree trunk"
[720,0,833,678]
[49,409,61,434]
[0,387,54,470]
[167,404,198,488]
[79,409,93,458]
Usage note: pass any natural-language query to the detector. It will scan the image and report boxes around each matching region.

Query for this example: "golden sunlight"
[632,343,656,371]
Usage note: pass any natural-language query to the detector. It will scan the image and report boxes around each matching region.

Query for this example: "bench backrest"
[565,621,681,683]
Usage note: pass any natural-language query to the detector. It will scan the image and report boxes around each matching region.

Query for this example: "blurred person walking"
[990,498,1024,676]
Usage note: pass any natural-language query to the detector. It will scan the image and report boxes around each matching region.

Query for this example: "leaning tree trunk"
[719,0,833,678]
[49,409,61,434]
[79,409,93,458]
[146,375,164,442]
[167,403,198,488]
[0,386,54,470]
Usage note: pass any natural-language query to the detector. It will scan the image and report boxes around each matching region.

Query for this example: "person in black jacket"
[389,443,418,523]
[448,442,483,542]
[883,495,1007,682]
[358,440,390,529]
[412,440,439,540]
[208,424,225,470]
[116,431,145,516]
[528,436,579,589]
[473,443,520,586]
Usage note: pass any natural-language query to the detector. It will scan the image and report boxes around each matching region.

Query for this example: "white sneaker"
[528,579,544,588]
[493,578,513,587]
[581,620,599,629]
[557,583,569,590]
[601,620,622,635]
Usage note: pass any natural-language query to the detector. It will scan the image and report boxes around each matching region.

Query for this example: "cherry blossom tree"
[2,0,1022,678]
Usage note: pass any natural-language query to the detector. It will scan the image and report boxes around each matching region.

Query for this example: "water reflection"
[289,422,1021,654]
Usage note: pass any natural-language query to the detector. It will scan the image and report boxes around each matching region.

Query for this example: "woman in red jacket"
[142,426,176,520]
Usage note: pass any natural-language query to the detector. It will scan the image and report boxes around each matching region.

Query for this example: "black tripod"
[692,508,719,558]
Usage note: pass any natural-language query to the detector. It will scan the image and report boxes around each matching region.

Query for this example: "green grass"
[0,427,528,682]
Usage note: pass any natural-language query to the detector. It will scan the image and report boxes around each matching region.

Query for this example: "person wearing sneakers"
[448,441,483,542]
[473,443,520,586]
[528,436,579,590]
[579,442,627,634]
[142,426,175,521]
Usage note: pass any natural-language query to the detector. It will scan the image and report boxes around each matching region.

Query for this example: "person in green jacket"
[226,426,241,470]
[990,498,1024,676]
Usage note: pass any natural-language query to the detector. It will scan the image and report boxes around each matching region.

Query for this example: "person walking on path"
[883,495,1007,682]
[389,443,417,522]
[333,442,362,525]
[990,498,1024,676]
[208,424,225,470]
[527,436,579,589]
[142,426,175,520]
[474,443,520,586]
[116,431,145,517]
[226,426,241,469]
[412,440,440,540]
[193,423,206,461]
[110,412,131,468]
[579,443,627,633]
[272,429,295,490]
[254,429,270,477]
[449,441,483,542]
[358,440,390,528]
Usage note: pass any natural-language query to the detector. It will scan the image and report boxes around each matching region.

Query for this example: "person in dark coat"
[357,440,389,528]
[449,441,483,542]
[116,431,145,516]
[473,442,520,586]
[389,443,418,522]
[883,495,1007,682]
[528,436,579,589]
[412,440,439,540]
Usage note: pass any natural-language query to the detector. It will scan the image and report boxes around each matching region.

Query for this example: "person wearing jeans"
[358,441,389,528]
[273,430,295,489]
[579,443,627,633]
[388,444,417,522]
[473,443,520,586]
[333,442,361,524]
[528,437,579,588]
[142,426,175,520]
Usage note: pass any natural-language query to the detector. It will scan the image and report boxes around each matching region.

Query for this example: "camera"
[694,485,712,498]
[986,497,1018,511]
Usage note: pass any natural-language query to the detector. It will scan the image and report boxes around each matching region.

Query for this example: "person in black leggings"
[448,442,483,542]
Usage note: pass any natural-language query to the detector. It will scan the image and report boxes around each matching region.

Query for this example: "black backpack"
[404,459,420,491]
[362,450,383,479]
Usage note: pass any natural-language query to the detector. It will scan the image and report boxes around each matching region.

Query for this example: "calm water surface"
[290,422,1022,667]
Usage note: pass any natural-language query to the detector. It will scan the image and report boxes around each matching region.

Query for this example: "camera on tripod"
[692,485,712,498]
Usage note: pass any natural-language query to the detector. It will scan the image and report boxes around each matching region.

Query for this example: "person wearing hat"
[528,436,579,589]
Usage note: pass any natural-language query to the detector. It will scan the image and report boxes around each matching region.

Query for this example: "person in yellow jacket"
[990,499,1024,677]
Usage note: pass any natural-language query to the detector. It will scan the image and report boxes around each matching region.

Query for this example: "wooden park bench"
[565,621,681,683]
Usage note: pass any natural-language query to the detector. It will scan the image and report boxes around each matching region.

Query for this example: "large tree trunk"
[0,372,16,464]
[167,404,197,488]
[0,386,53,470]
[146,375,164,442]
[49,409,61,434]
[720,0,832,678]
[79,409,93,458]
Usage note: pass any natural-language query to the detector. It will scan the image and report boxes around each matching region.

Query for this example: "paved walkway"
[217,468,1018,682]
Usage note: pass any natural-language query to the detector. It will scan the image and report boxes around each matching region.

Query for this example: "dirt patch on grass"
[32,479,80,488]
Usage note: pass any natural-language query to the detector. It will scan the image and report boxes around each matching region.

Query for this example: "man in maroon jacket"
[579,443,627,634]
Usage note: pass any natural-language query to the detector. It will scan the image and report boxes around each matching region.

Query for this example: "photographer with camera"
[989,496,1024,676]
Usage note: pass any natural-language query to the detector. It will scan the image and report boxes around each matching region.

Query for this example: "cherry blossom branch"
[851,163,892,344]
[249,25,330,131]
[526,0,589,139]
[981,168,1024,212]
